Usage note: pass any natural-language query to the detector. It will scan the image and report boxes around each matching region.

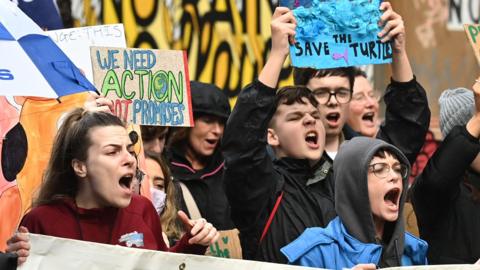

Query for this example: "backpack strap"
[259,192,284,243]
[178,181,202,220]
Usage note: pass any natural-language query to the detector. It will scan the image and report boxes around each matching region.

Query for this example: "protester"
[6,109,219,265]
[222,6,335,262]
[294,2,430,165]
[166,81,234,230]
[141,126,169,154]
[411,84,480,264]
[145,151,184,247]
[347,68,382,138]
[281,137,428,269]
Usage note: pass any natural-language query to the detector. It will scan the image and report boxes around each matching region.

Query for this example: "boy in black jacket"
[222,7,334,263]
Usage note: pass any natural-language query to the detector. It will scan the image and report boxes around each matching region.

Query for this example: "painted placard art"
[91,46,193,127]
[464,24,480,66]
[280,0,393,69]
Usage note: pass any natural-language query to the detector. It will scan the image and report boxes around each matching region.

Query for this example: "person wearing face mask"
[411,82,480,264]
[145,151,184,247]
[165,81,242,258]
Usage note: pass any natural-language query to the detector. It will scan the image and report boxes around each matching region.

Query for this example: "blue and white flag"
[0,0,95,98]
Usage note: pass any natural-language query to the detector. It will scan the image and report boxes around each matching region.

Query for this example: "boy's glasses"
[351,90,382,103]
[312,89,352,104]
[368,162,408,179]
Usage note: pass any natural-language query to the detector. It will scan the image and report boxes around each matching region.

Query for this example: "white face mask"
[151,188,166,215]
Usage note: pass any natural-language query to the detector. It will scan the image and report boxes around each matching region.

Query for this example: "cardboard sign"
[281,0,393,69]
[19,234,316,270]
[464,24,480,66]
[205,229,242,259]
[47,24,127,82]
[91,46,193,127]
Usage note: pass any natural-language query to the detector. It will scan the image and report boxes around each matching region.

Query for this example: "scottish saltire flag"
[0,0,95,98]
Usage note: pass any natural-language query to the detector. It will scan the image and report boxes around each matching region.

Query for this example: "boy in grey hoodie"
[281,137,428,269]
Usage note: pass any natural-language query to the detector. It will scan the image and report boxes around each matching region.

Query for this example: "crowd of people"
[5,2,480,270]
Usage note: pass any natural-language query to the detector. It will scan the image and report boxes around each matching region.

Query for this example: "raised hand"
[270,7,297,58]
[473,76,480,114]
[259,7,297,88]
[378,1,405,54]
[83,91,114,113]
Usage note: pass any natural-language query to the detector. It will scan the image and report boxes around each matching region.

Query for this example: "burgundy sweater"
[21,195,206,254]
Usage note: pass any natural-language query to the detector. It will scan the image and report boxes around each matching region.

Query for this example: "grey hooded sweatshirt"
[334,137,411,267]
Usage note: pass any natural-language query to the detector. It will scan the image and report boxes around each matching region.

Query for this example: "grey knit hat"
[439,88,475,137]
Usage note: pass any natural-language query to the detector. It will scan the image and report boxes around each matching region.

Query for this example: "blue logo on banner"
[0,69,14,80]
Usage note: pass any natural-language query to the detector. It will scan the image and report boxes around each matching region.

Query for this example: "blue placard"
[281,0,392,69]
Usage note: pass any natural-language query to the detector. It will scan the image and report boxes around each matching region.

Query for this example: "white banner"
[448,0,480,31]
[19,234,319,270]
[18,234,480,270]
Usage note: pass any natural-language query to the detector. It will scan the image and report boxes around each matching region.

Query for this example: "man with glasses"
[281,137,428,269]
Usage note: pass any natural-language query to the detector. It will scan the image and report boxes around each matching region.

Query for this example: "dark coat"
[412,125,480,264]
[168,146,235,230]
[222,80,336,263]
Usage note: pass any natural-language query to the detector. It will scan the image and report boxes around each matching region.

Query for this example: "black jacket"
[412,125,480,264]
[222,80,336,263]
[168,146,234,230]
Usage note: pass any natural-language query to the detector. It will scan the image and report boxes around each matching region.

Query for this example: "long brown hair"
[34,108,125,206]
[145,151,184,240]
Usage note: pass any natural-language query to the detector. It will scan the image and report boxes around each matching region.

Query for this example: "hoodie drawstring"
[394,238,401,266]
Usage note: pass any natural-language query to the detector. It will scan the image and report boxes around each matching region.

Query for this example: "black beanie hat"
[190,81,231,120]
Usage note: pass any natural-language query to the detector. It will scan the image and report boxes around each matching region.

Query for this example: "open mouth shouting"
[305,130,320,149]
[384,187,401,211]
[361,112,376,127]
[325,112,340,127]
[119,173,134,192]
[205,138,218,147]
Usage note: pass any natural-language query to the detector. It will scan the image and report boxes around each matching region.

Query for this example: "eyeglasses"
[312,89,352,104]
[368,162,408,179]
[351,90,382,103]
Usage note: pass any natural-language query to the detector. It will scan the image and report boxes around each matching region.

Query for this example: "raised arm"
[412,78,480,227]
[378,1,412,82]
[375,2,430,165]
[221,7,295,249]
